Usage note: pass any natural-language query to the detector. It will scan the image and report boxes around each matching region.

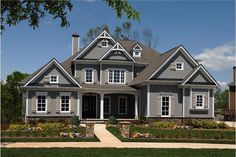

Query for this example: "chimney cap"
[233,66,236,69]
[72,33,79,37]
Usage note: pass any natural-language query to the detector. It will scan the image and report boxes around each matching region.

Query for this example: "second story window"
[85,69,93,83]
[49,75,58,83]
[176,62,184,70]
[108,69,125,84]
[101,39,108,48]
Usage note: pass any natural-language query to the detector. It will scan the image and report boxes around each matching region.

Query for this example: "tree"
[214,88,229,110]
[1,0,140,31]
[1,71,29,124]
[143,28,159,49]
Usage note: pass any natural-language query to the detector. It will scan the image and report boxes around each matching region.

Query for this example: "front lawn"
[1,148,235,157]
[107,126,235,144]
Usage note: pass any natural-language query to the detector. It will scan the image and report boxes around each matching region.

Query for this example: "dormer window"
[101,39,108,48]
[49,75,58,83]
[133,51,141,57]
[176,62,184,70]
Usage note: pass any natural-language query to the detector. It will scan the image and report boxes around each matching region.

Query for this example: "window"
[196,94,204,109]
[104,96,111,114]
[133,51,141,57]
[49,75,58,83]
[108,69,125,84]
[176,62,184,70]
[101,39,108,47]
[118,97,127,114]
[36,92,47,112]
[161,96,171,117]
[85,69,93,83]
[60,93,71,112]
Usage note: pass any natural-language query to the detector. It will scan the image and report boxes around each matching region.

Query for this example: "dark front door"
[82,95,96,119]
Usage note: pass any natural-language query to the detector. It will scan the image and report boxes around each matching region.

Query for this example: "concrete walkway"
[1,124,235,149]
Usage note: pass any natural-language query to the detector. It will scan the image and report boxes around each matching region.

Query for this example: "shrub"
[9,124,30,131]
[218,122,229,129]
[190,120,218,129]
[71,115,80,126]
[37,123,65,130]
[153,121,177,129]
[107,116,117,125]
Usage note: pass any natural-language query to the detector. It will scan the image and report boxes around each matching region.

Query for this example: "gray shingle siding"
[75,64,100,84]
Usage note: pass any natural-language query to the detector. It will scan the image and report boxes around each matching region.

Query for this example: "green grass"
[1,148,235,157]
[106,126,235,144]
[1,136,99,142]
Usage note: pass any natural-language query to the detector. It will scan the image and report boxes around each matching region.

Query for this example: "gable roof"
[148,45,198,80]
[133,43,142,50]
[99,42,135,62]
[182,65,219,86]
[21,58,82,87]
[73,30,116,60]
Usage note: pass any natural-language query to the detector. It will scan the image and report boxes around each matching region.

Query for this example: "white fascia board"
[133,43,143,50]
[73,30,116,60]
[148,46,198,80]
[99,42,135,62]
[24,59,82,88]
[182,65,219,86]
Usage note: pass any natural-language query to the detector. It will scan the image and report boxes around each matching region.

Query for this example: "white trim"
[100,64,102,85]
[175,62,184,70]
[212,95,215,118]
[133,43,142,50]
[77,92,80,117]
[60,92,71,113]
[118,96,128,115]
[49,75,59,84]
[107,68,126,84]
[183,88,185,117]
[24,59,82,88]
[182,65,219,85]
[161,95,171,117]
[100,93,104,119]
[195,94,205,109]
[85,68,94,84]
[74,30,116,60]
[135,94,138,119]
[190,87,192,109]
[101,39,109,48]
[99,42,135,62]
[208,89,210,109]
[104,95,111,115]
[148,46,198,80]
[147,84,150,117]
[133,51,141,57]
[36,92,48,113]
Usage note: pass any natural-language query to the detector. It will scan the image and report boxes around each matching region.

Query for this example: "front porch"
[78,92,139,120]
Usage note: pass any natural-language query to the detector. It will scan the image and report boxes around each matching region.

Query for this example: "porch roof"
[81,84,138,93]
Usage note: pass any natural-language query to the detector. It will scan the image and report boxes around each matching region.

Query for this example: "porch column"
[77,92,82,120]
[135,94,138,119]
[100,93,104,120]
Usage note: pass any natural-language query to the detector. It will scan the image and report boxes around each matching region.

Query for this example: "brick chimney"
[72,33,80,56]
[233,66,236,81]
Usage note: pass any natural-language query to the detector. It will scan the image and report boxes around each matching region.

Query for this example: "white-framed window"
[108,69,125,84]
[101,39,108,48]
[49,75,58,83]
[60,92,71,112]
[85,68,94,83]
[118,96,127,114]
[161,96,171,117]
[133,51,141,57]
[195,94,204,109]
[36,92,47,113]
[104,96,111,114]
[176,62,184,70]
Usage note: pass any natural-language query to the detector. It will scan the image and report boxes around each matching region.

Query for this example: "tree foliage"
[1,0,140,31]
[214,88,229,110]
[1,71,29,124]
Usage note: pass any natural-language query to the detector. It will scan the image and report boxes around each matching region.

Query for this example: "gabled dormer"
[132,43,142,58]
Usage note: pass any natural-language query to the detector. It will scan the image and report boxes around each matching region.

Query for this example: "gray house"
[20,30,219,122]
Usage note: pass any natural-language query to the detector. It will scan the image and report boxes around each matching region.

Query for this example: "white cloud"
[195,42,235,71]
[217,80,229,90]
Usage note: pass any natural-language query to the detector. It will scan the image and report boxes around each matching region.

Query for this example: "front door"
[82,95,96,119]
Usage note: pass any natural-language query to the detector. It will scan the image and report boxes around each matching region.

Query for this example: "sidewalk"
[1,124,235,149]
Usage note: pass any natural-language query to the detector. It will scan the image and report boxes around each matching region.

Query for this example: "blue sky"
[1,0,235,87]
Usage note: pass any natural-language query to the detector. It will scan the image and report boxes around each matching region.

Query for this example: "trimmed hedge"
[37,122,65,130]
[152,121,177,129]
[9,124,30,130]
[131,126,235,140]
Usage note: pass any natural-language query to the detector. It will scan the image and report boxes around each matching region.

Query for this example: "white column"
[25,90,29,123]
[182,88,185,117]
[77,92,81,119]
[135,94,138,119]
[212,91,215,119]
[147,84,150,117]
[100,93,104,120]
